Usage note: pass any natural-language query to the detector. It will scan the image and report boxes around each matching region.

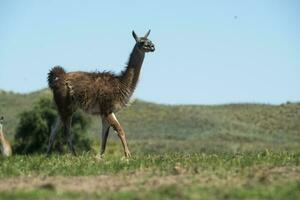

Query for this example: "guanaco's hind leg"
[63,116,77,156]
[47,117,62,155]
[105,113,131,158]
[100,117,110,157]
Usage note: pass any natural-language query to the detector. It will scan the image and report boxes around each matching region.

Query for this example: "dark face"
[132,30,155,53]
[137,38,155,52]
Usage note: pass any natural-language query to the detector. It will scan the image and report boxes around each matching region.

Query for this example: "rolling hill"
[0,89,299,153]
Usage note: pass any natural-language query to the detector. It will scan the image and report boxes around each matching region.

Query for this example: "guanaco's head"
[132,30,155,53]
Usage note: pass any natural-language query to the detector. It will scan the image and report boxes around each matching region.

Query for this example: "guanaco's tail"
[48,66,66,90]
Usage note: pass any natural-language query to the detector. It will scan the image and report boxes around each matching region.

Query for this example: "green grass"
[0,151,300,199]
[0,151,299,177]
[1,89,300,199]
[1,182,300,200]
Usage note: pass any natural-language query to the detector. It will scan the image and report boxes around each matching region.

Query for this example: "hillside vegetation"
[0,89,299,153]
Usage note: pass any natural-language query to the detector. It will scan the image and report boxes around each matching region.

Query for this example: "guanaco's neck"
[120,44,145,93]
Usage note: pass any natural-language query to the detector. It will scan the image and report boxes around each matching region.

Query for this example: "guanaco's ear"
[144,29,151,38]
[132,31,139,42]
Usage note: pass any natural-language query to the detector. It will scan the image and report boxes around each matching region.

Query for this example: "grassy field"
[0,89,300,199]
[0,149,300,199]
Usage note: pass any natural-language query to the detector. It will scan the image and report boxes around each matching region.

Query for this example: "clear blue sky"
[0,0,299,104]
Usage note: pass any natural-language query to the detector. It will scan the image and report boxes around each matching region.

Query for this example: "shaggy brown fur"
[47,30,155,157]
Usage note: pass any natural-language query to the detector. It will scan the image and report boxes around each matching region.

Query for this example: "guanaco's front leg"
[105,113,131,158]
